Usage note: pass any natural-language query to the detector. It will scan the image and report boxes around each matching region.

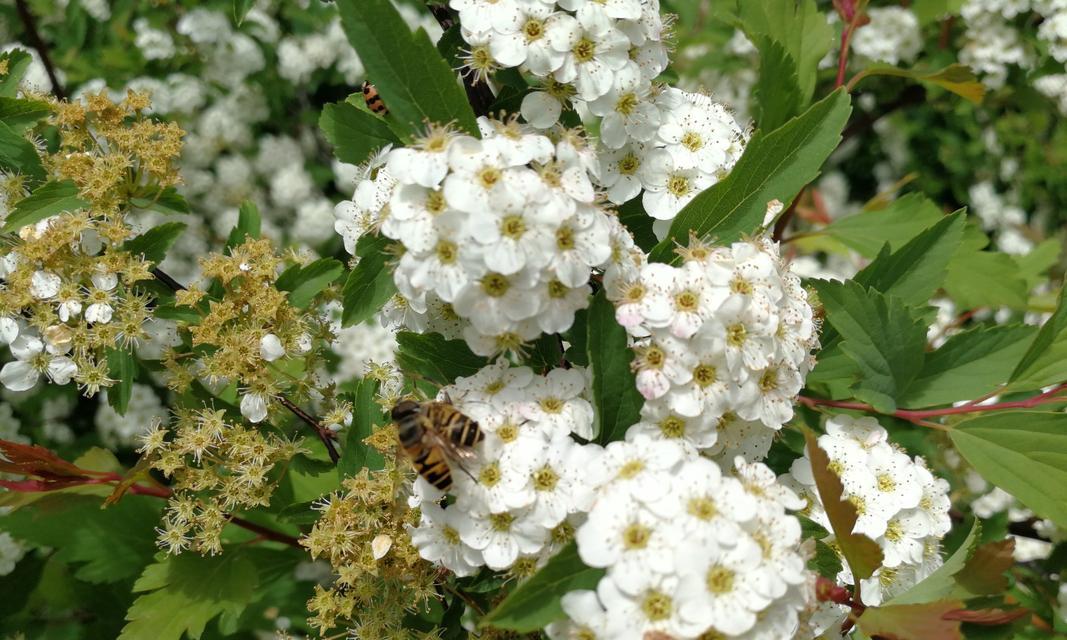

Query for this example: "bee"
[362,81,388,116]
[393,398,483,491]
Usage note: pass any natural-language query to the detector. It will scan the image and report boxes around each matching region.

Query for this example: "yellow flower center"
[693,363,717,388]
[706,565,735,594]
[641,590,672,621]
[659,415,686,438]
[618,459,645,479]
[533,466,559,492]
[622,522,651,550]
[435,240,458,264]
[688,496,717,520]
[481,273,510,298]
[667,174,691,198]
[501,214,526,239]
[479,462,501,487]
[573,38,596,63]
[618,152,640,175]
[616,92,639,115]
[681,131,704,151]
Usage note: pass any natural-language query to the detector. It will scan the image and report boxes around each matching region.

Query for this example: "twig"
[427,3,495,116]
[13,0,67,99]
[229,515,303,548]
[798,382,1067,428]
[149,266,340,464]
[771,192,803,242]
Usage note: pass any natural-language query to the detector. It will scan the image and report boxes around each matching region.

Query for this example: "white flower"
[545,590,612,639]
[547,10,632,101]
[489,1,564,72]
[386,126,457,188]
[259,334,285,361]
[453,269,543,336]
[450,0,521,34]
[456,506,547,570]
[30,270,61,299]
[587,67,661,148]
[625,398,719,449]
[640,149,713,220]
[549,206,612,287]
[586,435,683,506]
[675,534,771,636]
[0,334,77,391]
[406,503,483,576]
[598,570,688,639]
[598,142,650,204]
[0,317,19,345]
[240,392,269,424]
[852,7,923,65]
[520,367,595,438]
[504,434,597,528]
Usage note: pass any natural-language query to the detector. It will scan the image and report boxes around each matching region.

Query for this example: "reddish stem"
[798,382,1067,427]
[1,469,302,548]
[835,23,855,89]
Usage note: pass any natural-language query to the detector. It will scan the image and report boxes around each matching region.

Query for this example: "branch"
[427,3,495,117]
[149,266,340,464]
[13,0,67,99]
[798,383,1067,428]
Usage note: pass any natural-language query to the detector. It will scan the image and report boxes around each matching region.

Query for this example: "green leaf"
[0,493,161,584]
[821,194,944,258]
[586,291,642,444]
[341,233,397,327]
[106,348,137,416]
[129,186,190,216]
[338,376,387,478]
[891,519,980,605]
[723,0,834,103]
[814,280,927,413]
[224,200,261,251]
[1007,285,1067,392]
[122,222,187,265]
[649,89,851,262]
[1013,238,1060,289]
[119,551,259,640]
[0,120,44,184]
[0,49,33,98]
[276,258,344,309]
[944,250,1028,310]
[913,0,966,24]
[900,324,1036,408]
[0,97,51,130]
[3,180,88,232]
[480,541,604,632]
[395,331,488,387]
[232,0,254,25]
[810,539,845,579]
[335,0,479,138]
[752,37,803,130]
[804,431,884,581]
[855,64,986,104]
[853,212,966,308]
[949,411,1067,529]
[319,101,400,166]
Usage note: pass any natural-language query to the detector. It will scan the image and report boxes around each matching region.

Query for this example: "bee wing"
[423,429,479,481]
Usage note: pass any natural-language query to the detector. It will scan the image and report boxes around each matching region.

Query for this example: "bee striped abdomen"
[362,81,388,115]
[412,445,452,490]
[428,402,484,447]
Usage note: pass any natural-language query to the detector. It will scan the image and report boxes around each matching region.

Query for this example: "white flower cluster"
[1039,3,1067,63]
[959,0,1035,88]
[406,361,598,574]
[548,446,810,639]
[609,235,818,460]
[968,180,1034,255]
[450,0,746,225]
[96,383,169,449]
[784,415,952,606]
[335,118,620,356]
[850,7,923,66]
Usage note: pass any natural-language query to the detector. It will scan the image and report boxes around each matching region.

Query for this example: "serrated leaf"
[119,551,259,640]
[106,348,137,416]
[804,431,884,581]
[1007,285,1067,392]
[341,233,397,327]
[891,519,980,605]
[722,0,834,103]
[586,291,642,444]
[810,539,845,579]
[335,0,478,138]
[0,97,51,130]
[944,250,1028,310]
[480,541,604,632]
[900,324,1035,408]
[3,180,89,232]
[853,212,965,308]
[949,411,1067,529]
[319,101,400,166]
[0,120,44,184]
[129,186,190,216]
[753,37,803,130]
[649,89,851,262]
[813,280,927,413]
[1013,238,1060,289]
[276,258,343,309]
[225,201,261,251]
[0,493,160,584]
[122,222,187,265]
[338,376,387,479]
[857,64,986,104]
[822,193,944,257]
[857,600,964,640]
[0,49,32,98]
[395,331,487,387]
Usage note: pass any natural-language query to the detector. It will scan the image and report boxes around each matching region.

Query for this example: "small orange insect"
[362,81,388,116]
